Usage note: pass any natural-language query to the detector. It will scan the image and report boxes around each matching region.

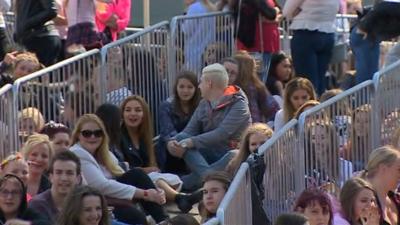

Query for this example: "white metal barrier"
[373,59,400,146]
[259,119,302,221]
[0,84,14,156]
[4,12,16,49]
[216,162,252,225]
[12,50,101,148]
[170,11,235,77]
[100,21,170,132]
[202,217,220,225]
[258,119,305,221]
[298,81,376,189]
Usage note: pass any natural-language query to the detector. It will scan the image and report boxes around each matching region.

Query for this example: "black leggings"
[116,168,168,223]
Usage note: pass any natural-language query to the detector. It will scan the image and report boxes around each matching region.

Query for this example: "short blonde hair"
[20,107,45,132]
[363,145,400,178]
[21,133,53,161]
[202,63,229,89]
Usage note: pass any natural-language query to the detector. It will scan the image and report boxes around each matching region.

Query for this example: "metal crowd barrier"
[202,218,219,225]
[12,50,101,148]
[4,12,16,49]
[0,84,14,156]
[298,81,375,191]
[100,21,170,132]
[373,59,400,146]
[170,11,235,77]
[259,119,302,221]
[216,162,252,225]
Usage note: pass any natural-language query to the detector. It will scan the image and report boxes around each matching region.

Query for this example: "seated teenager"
[21,134,53,197]
[158,71,200,174]
[70,114,168,224]
[167,63,251,191]
[29,151,128,225]
[40,121,71,154]
[119,96,202,213]
[56,185,109,225]
[0,174,49,225]
[199,171,232,224]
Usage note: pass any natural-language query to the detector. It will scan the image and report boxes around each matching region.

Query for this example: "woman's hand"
[360,206,380,225]
[145,188,166,205]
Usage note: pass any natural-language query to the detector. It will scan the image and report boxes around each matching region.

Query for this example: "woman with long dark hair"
[233,51,280,123]
[158,71,200,174]
[57,186,109,225]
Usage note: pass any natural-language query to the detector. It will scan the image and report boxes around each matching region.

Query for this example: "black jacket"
[358,1,400,41]
[14,0,58,43]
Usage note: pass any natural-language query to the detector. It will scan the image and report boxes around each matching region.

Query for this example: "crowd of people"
[1,0,400,225]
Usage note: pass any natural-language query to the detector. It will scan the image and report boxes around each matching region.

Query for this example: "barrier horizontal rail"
[373,59,400,146]
[12,49,101,149]
[217,162,252,225]
[100,21,170,133]
[202,217,220,225]
[0,84,14,157]
[4,12,16,49]
[259,119,302,221]
[298,81,375,191]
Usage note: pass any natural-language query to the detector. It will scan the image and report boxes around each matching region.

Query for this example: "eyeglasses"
[80,129,103,138]
[0,189,21,198]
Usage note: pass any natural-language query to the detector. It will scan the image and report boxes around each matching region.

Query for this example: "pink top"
[95,0,131,41]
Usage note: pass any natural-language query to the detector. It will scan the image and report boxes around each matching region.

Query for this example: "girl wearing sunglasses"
[70,114,168,224]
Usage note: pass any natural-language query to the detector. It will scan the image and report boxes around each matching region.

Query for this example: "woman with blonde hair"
[226,123,273,175]
[21,133,53,197]
[274,77,317,130]
[361,145,400,225]
[70,114,167,224]
[19,107,45,136]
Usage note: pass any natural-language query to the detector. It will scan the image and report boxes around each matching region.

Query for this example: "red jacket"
[236,0,280,53]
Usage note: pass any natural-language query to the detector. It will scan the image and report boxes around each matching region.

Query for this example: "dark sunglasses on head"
[80,129,103,138]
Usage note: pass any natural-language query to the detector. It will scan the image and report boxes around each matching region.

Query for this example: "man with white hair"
[167,63,251,191]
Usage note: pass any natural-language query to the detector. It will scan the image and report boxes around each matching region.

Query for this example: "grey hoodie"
[174,85,251,161]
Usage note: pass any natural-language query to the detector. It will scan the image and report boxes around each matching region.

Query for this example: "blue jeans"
[291,30,335,95]
[181,149,238,191]
[250,52,272,83]
[350,27,380,84]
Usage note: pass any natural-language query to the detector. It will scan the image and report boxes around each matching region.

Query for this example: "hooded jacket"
[175,85,251,156]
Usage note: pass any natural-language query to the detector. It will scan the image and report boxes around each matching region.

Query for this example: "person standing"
[283,0,339,95]
[14,0,62,66]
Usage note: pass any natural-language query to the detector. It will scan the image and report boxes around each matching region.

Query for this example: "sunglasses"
[80,129,103,138]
